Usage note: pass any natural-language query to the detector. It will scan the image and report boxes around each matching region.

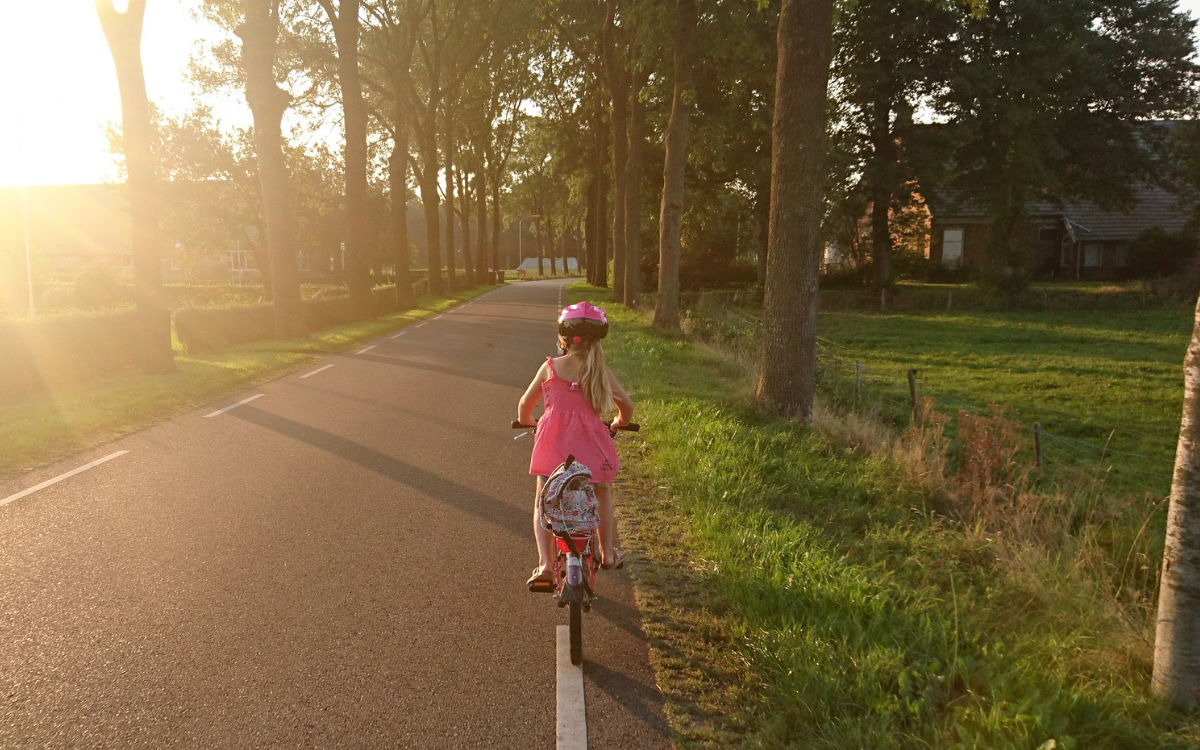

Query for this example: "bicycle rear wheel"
[569,601,582,665]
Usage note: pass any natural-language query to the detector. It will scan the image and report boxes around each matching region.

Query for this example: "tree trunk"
[322,0,371,319]
[653,0,695,331]
[444,117,457,290]
[592,110,610,288]
[235,0,302,340]
[536,212,545,276]
[389,131,415,309]
[458,167,473,285]
[754,0,834,420]
[755,177,770,288]
[603,0,628,301]
[585,171,598,284]
[475,169,489,284]
[96,0,174,372]
[418,134,443,295]
[870,100,893,304]
[491,181,502,275]
[623,81,645,306]
[1153,292,1200,709]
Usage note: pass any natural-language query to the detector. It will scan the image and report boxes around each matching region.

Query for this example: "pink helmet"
[557,301,608,340]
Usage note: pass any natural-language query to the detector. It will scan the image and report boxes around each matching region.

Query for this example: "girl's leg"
[594,482,621,566]
[532,477,555,577]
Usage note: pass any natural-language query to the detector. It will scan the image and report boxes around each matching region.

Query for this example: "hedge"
[174,281,428,354]
[173,304,275,354]
[0,310,144,399]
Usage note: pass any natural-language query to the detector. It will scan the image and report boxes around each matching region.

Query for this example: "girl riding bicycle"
[517,301,635,589]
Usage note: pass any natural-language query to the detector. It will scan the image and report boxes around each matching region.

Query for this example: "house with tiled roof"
[925,183,1196,279]
[906,119,1198,280]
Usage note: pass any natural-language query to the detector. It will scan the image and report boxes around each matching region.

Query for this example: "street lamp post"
[20,185,34,315]
[517,214,540,273]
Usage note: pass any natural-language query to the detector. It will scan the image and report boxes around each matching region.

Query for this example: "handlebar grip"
[512,420,536,429]
[617,423,640,432]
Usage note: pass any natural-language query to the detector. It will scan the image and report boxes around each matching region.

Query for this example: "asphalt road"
[0,280,671,749]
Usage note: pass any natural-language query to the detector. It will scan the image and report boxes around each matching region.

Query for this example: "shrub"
[174,304,274,354]
[0,310,143,399]
[72,266,129,309]
[1128,227,1200,277]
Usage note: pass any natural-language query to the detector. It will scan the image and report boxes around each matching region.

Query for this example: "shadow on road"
[584,661,674,743]
[230,406,527,539]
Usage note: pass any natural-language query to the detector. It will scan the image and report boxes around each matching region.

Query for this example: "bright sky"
[0,0,236,187]
[1,0,1199,188]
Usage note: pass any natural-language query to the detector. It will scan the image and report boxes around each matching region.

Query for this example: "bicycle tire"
[569,601,583,665]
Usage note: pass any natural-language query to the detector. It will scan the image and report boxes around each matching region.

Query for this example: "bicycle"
[512,419,639,665]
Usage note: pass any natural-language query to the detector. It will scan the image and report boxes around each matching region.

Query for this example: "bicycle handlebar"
[511,419,640,432]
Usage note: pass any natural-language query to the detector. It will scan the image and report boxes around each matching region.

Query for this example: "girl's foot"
[526,566,554,592]
[600,549,626,570]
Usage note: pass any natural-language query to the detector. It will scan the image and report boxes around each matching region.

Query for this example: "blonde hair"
[560,336,613,414]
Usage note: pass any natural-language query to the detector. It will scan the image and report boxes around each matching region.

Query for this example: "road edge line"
[556,624,587,750]
[1,450,129,508]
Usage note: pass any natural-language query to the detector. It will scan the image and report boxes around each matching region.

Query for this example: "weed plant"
[575,284,1200,748]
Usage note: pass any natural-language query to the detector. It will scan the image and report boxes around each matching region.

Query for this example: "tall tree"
[95,0,174,372]
[361,0,426,309]
[211,0,305,337]
[652,0,696,331]
[754,0,834,418]
[1155,291,1200,709]
[601,0,631,301]
[830,0,952,298]
[316,0,373,318]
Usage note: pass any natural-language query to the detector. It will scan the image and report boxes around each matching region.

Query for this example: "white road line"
[556,625,587,750]
[356,345,377,354]
[415,322,427,328]
[1,451,129,508]
[435,315,444,320]
[203,393,265,418]
[299,364,336,380]
[390,331,407,339]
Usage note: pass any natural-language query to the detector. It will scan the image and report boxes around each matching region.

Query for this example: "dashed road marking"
[556,625,587,750]
[203,393,265,417]
[298,364,336,380]
[1,451,129,508]
[356,345,376,354]
[390,331,407,339]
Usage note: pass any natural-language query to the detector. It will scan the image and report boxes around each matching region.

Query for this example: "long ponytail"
[580,340,613,414]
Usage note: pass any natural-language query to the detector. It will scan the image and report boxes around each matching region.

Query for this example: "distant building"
[925,185,1196,279]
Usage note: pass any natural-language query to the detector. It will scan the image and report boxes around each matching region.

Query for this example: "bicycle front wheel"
[569,601,582,665]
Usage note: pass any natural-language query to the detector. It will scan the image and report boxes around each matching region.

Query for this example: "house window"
[229,245,252,271]
[296,250,310,272]
[1108,244,1130,268]
[942,228,964,268]
[1038,226,1057,242]
[1082,242,1103,268]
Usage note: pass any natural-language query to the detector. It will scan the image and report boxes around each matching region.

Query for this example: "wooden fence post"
[1034,422,1043,480]
[907,368,919,426]
[855,360,862,406]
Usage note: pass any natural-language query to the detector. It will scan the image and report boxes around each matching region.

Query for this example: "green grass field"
[580,285,1200,748]
[818,308,1192,494]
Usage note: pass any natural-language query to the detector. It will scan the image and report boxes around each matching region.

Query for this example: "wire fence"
[815,346,1176,493]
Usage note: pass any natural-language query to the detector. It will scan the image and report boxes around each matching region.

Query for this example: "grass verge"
[0,284,500,477]
[567,283,1200,748]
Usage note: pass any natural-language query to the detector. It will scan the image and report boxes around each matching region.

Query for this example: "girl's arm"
[607,370,635,429]
[517,361,551,424]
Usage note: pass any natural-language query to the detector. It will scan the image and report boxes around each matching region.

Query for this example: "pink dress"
[529,357,620,482]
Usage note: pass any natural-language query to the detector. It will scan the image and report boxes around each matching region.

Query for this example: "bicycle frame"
[553,531,598,609]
